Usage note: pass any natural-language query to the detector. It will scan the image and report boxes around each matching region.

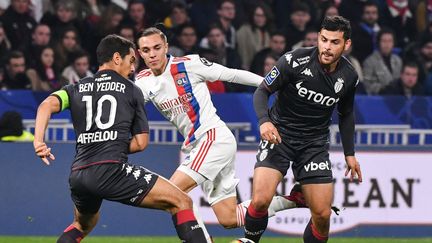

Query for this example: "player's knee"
[218,217,238,229]
[169,191,193,213]
[251,196,271,212]
[311,207,332,223]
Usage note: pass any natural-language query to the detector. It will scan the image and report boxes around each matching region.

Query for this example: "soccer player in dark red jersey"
[33,34,207,243]
[243,16,363,242]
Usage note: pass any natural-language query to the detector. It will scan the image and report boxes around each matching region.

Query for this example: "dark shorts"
[254,136,333,184]
[69,162,159,214]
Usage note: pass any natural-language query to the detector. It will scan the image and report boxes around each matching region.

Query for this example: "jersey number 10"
[82,95,117,131]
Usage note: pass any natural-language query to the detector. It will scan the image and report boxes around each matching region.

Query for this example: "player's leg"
[139,175,207,243]
[170,166,212,242]
[302,183,333,243]
[57,207,100,243]
[242,138,292,242]
[243,167,282,242]
[296,139,334,243]
[59,169,103,243]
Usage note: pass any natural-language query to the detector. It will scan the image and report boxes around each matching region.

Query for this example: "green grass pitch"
[0,237,431,243]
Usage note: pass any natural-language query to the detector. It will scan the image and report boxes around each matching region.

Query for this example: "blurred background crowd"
[0,0,431,97]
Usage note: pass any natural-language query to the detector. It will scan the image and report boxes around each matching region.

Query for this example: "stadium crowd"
[0,0,431,97]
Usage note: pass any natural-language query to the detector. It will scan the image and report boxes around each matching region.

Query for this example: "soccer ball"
[230,238,255,243]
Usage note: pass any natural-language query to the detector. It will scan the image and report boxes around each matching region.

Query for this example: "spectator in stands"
[380,0,416,50]
[0,0,37,51]
[26,46,61,91]
[380,62,425,98]
[123,0,149,34]
[201,24,249,92]
[0,23,11,67]
[54,27,83,72]
[24,23,51,68]
[168,24,199,57]
[250,31,286,75]
[362,28,402,95]
[118,24,136,43]
[76,0,104,25]
[94,3,125,40]
[403,35,432,83]
[0,51,31,90]
[61,49,93,84]
[216,0,237,48]
[351,1,381,63]
[236,3,272,70]
[283,1,312,51]
[0,110,34,142]
[322,4,339,19]
[40,0,86,44]
[163,1,190,31]
[418,36,432,82]
[260,53,278,77]
[292,28,318,50]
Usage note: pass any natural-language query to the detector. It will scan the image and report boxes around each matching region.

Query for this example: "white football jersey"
[135,55,262,147]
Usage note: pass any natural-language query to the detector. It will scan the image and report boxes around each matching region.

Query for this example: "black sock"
[172,209,206,243]
[57,225,84,243]
[244,205,268,243]
[303,219,328,243]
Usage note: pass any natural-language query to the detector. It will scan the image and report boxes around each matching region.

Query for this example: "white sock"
[236,200,250,227]
[192,203,212,243]
[268,196,297,217]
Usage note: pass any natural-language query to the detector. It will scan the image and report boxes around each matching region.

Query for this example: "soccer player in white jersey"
[135,27,302,241]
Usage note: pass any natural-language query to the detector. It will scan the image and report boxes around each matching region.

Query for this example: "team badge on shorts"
[264,66,280,85]
[259,148,268,161]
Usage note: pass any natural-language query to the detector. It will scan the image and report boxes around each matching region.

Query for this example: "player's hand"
[33,140,55,165]
[344,156,362,183]
[260,122,282,144]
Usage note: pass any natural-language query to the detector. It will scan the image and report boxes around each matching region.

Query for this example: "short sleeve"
[263,52,293,92]
[131,85,149,135]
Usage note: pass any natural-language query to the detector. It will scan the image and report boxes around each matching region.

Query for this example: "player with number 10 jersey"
[54,70,149,170]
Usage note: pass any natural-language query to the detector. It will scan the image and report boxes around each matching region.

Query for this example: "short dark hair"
[217,0,235,9]
[96,34,135,66]
[320,15,351,40]
[7,51,25,63]
[376,27,395,44]
[139,27,168,43]
[402,62,418,72]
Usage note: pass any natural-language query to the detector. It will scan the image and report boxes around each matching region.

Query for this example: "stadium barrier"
[22,119,432,146]
[1,143,431,237]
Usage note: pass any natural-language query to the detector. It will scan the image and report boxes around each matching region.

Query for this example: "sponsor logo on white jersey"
[296,82,339,106]
[304,161,331,172]
[301,68,313,77]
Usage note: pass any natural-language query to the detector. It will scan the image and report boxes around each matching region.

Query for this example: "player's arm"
[196,56,263,87]
[337,80,362,182]
[129,86,150,153]
[253,54,290,144]
[34,90,68,165]
[129,133,149,153]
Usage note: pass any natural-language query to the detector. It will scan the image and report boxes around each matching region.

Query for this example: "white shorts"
[178,126,239,205]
